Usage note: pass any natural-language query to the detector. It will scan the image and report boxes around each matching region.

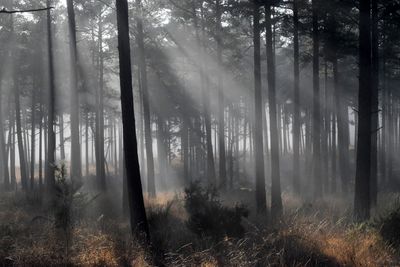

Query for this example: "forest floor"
[0,189,400,267]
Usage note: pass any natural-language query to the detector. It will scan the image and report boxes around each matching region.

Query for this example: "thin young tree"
[136,0,156,197]
[66,0,81,182]
[265,1,282,219]
[312,0,321,199]
[370,0,379,207]
[46,0,56,194]
[253,1,267,214]
[216,0,227,190]
[292,0,301,195]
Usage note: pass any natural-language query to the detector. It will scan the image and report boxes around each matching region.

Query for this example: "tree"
[96,13,106,191]
[253,1,267,214]
[46,0,56,195]
[370,0,379,207]
[265,1,282,219]
[312,0,321,199]
[12,18,28,190]
[66,0,81,182]
[216,0,227,190]
[136,0,156,197]
[292,0,301,195]
[200,2,217,186]
[115,0,150,241]
[354,0,372,221]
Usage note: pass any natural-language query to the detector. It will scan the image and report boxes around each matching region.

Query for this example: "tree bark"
[30,89,36,189]
[46,0,56,194]
[266,3,282,219]
[370,0,379,206]
[253,3,267,214]
[136,0,155,197]
[116,0,150,241]
[59,114,65,160]
[354,0,372,221]
[216,0,226,189]
[96,16,106,191]
[66,0,81,182]
[312,0,321,199]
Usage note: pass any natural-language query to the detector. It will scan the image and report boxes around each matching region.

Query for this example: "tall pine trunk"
[46,0,56,194]
[96,17,106,191]
[136,0,155,197]
[66,0,81,182]
[370,0,379,207]
[30,89,36,189]
[354,0,372,221]
[292,0,300,194]
[312,0,321,199]
[266,3,282,219]
[253,3,267,214]
[115,0,150,241]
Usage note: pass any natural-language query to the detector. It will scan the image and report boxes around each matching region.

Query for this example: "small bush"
[184,182,248,240]
[377,205,400,248]
[53,164,97,230]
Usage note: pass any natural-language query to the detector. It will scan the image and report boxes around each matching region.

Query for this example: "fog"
[0,0,399,266]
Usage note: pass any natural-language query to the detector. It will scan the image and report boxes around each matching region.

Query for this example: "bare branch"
[0,7,53,14]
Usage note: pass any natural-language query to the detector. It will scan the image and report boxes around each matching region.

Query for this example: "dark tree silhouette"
[354,0,372,221]
[116,0,150,240]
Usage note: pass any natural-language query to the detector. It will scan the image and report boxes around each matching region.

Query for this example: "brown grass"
[0,191,399,266]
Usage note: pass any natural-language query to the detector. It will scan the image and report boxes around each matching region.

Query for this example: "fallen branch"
[0,7,53,14]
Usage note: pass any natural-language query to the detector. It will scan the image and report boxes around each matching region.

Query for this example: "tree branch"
[0,7,53,14]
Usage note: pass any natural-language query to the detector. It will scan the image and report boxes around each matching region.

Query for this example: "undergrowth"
[0,189,399,266]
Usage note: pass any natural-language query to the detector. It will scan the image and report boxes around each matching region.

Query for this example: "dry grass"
[0,191,399,266]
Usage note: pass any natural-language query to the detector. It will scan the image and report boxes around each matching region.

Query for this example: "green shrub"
[184,182,248,240]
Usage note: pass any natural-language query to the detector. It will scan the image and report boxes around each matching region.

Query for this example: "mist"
[0,0,399,266]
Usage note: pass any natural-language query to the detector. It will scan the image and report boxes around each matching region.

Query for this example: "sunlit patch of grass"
[71,227,120,266]
[317,224,395,266]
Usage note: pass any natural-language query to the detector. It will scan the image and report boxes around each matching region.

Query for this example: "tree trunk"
[354,0,372,221]
[39,102,43,189]
[96,16,106,191]
[10,116,16,189]
[322,61,330,192]
[266,3,282,219]
[216,0,226,189]
[116,0,150,241]
[312,0,321,199]
[253,3,267,214]
[0,76,9,190]
[370,0,379,206]
[136,0,155,197]
[182,117,189,184]
[15,80,28,190]
[198,2,216,185]
[292,0,301,194]
[66,0,81,182]
[59,114,65,160]
[85,112,89,177]
[46,0,56,194]
[30,89,36,190]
